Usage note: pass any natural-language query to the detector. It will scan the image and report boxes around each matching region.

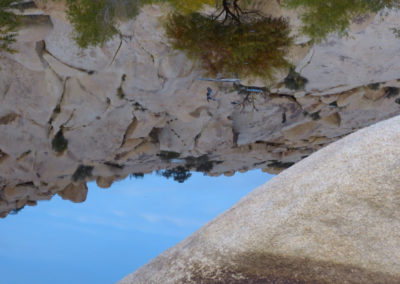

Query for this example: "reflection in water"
[0,0,20,52]
[0,0,400,216]
[1,2,400,283]
[0,171,270,284]
[286,0,400,41]
[2,0,399,87]
[2,0,400,76]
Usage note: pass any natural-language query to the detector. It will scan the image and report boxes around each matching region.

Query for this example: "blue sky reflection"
[0,170,272,284]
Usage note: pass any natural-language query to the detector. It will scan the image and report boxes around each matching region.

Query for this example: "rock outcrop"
[1,2,400,216]
[119,115,400,284]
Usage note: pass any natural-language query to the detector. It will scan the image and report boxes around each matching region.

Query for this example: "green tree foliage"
[284,67,308,90]
[66,0,121,48]
[163,0,216,14]
[66,0,163,48]
[51,129,68,154]
[158,166,192,183]
[285,0,400,42]
[72,164,94,181]
[63,0,217,48]
[0,0,20,53]
[165,0,292,78]
[129,173,145,178]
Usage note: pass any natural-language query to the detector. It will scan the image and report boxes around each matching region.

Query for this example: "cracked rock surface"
[1,2,400,216]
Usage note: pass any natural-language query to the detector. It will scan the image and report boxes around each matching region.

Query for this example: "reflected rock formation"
[1,0,400,219]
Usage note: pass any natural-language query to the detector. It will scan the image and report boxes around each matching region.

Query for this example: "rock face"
[1,2,400,216]
[119,115,400,284]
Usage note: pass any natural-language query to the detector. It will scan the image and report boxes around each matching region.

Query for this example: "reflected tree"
[63,0,217,48]
[0,0,20,53]
[165,0,292,78]
[285,0,400,42]
[158,166,192,183]
[65,0,153,48]
[58,0,293,82]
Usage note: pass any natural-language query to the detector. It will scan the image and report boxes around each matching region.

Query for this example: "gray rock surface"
[297,9,400,96]
[119,115,400,284]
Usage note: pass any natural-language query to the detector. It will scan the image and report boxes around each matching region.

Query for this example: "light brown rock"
[283,121,318,141]
[223,171,235,177]
[57,183,88,203]
[3,185,34,201]
[119,115,400,284]
[364,87,386,101]
[96,176,114,189]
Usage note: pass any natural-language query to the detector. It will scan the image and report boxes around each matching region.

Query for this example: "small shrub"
[51,130,68,154]
[158,151,180,160]
[186,154,223,173]
[185,154,219,173]
[165,11,292,78]
[130,173,144,179]
[385,87,400,98]
[284,68,308,90]
[117,86,125,99]
[194,160,214,172]
[72,165,94,181]
[392,27,400,38]
[282,112,287,123]
[158,166,192,183]
[148,127,161,143]
[368,82,381,90]
[329,101,338,108]
[268,160,294,169]
[310,111,321,121]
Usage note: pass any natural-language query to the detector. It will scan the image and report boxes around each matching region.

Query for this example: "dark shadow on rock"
[173,250,400,283]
